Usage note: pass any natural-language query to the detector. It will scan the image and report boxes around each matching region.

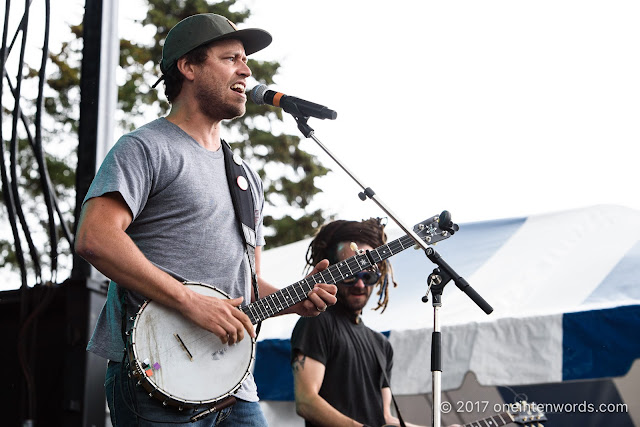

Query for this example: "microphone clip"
[292,115,315,138]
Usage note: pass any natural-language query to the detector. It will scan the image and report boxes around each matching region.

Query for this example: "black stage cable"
[9,0,43,286]
[4,0,71,281]
[9,0,59,280]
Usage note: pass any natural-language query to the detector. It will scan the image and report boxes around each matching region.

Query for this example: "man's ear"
[176,57,196,82]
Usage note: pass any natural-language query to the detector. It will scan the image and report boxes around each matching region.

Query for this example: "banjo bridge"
[174,333,194,361]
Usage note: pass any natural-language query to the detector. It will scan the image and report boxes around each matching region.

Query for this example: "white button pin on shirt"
[237,176,249,191]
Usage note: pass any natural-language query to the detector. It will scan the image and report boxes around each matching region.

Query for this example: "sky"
[1,0,639,290]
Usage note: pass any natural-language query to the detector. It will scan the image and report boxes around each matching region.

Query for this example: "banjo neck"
[240,215,450,324]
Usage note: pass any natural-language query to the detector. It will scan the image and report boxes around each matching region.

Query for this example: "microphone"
[249,84,337,120]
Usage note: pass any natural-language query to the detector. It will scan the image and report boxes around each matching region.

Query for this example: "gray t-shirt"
[85,117,265,401]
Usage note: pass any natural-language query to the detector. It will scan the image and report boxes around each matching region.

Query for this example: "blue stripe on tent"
[255,331,390,401]
[562,304,640,380]
[255,338,294,401]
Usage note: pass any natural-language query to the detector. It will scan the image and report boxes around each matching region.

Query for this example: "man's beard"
[195,84,245,121]
[337,286,372,313]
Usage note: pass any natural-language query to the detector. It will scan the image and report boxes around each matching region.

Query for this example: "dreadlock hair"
[305,217,398,313]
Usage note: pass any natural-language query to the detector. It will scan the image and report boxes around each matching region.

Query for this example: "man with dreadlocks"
[290,218,433,427]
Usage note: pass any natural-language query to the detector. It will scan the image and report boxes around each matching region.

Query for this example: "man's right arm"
[292,352,366,427]
[74,192,254,344]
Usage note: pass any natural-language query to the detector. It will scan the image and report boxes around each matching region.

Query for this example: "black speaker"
[0,278,108,426]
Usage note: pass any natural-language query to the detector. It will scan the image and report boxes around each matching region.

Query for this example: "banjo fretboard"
[241,216,447,324]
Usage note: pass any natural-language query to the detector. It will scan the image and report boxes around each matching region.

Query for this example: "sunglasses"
[339,271,382,286]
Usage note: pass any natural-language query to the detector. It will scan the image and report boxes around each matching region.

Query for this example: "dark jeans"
[105,361,267,426]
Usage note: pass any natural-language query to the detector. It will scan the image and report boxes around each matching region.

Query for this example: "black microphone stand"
[291,114,493,426]
[422,246,493,426]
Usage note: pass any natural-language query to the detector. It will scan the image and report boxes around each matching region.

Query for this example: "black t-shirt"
[290,303,394,427]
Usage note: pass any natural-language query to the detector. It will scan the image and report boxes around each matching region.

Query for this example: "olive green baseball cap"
[152,13,272,88]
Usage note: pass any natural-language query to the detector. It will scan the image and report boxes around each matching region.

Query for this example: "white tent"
[255,205,640,426]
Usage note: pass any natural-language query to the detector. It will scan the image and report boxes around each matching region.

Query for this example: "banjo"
[128,213,455,416]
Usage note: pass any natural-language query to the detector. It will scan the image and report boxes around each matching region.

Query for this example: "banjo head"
[130,282,255,406]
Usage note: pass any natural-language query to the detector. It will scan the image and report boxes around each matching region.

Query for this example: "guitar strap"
[221,140,261,335]
[367,328,407,427]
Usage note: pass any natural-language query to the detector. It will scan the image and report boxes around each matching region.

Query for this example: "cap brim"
[208,28,272,56]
